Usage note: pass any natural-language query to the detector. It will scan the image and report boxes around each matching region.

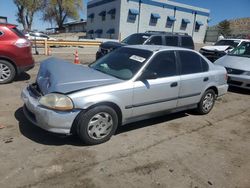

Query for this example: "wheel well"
[207,86,218,97]
[89,102,123,126]
[0,57,17,73]
[70,102,123,134]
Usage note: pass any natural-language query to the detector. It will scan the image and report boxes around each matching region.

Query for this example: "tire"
[0,60,16,84]
[197,89,216,115]
[75,105,118,145]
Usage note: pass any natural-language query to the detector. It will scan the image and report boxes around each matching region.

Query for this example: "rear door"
[132,51,180,117]
[165,36,179,47]
[177,50,210,107]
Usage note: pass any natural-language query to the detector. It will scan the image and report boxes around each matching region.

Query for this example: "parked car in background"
[0,23,34,84]
[96,31,194,59]
[199,39,248,62]
[25,32,57,41]
[214,40,250,90]
[22,45,228,145]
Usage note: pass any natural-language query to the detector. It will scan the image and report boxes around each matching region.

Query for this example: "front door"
[131,51,180,117]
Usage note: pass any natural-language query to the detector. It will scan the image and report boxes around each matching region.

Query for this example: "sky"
[0,0,249,31]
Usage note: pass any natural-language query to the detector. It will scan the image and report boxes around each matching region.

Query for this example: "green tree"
[43,0,84,31]
[14,0,44,31]
[218,20,231,36]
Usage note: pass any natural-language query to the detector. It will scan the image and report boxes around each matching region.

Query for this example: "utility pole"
[172,7,177,33]
[137,0,142,33]
[192,11,197,37]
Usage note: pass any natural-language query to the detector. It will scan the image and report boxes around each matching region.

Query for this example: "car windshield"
[214,40,240,48]
[121,33,151,45]
[228,41,250,58]
[90,47,152,80]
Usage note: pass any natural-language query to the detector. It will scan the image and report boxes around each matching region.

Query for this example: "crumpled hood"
[37,57,122,94]
[214,55,250,71]
[201,45,232,52]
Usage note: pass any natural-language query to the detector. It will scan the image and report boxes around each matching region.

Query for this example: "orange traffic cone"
[74,50,80,64]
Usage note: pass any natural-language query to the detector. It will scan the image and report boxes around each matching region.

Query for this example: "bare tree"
[14,0,44,31]
[43,0,84,31]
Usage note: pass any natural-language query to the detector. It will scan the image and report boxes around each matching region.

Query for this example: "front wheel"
[197,89,216,115]
[0,60,16,84]
[75,105,118,145]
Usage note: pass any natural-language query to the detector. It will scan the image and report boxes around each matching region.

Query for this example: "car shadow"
[15,107,189,146]
[228,86,250,95]
[15,107,84,146]
[14,72,31,82]
[116,112,188,134]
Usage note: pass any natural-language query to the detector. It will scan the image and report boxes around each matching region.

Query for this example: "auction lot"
[0,47,250,188]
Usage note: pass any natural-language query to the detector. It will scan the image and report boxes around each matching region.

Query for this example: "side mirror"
[139,70,158,80]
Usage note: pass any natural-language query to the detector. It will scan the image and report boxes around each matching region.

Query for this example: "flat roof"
[88,0,210,17]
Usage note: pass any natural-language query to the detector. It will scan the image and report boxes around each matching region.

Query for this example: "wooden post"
[44,39,48,55]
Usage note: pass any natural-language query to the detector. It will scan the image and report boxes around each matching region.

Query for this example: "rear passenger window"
[0,31,3,37]
[165,36,178,46]
[146,36,163,45]
[181,37,194,48]
[145,51,177,78]
[179,51,203,74]
[201,57,209,72]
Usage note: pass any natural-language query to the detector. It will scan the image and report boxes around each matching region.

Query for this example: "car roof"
[0,23,17,28]
[136,32,191,37]
[124,45,194,52]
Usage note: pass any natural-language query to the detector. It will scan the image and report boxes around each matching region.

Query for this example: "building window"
[195,21,203,32]
[150,13,160,25]
[181,18,190,30]
[166,16,176,28]
[128,9,139,22]
[88,13,95,23]
[107,28,115,39]
[99,11,106,21]
[108,8,116,20]
[95,29,103,38]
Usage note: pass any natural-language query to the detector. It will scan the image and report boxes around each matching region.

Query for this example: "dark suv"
[0,23,34,84]
[96,31,194,59]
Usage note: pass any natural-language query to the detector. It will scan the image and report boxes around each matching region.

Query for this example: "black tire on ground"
[75,105,118,145]
[0,60,16,84]
[197,89,216,115]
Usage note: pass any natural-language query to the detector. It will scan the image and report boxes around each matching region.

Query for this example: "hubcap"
[202,93,214,112]
[87,112,113,140]
[0,63,11,82]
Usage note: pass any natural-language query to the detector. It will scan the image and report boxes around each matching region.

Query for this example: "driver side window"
[145,51,177,78]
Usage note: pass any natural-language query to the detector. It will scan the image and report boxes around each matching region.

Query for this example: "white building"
[86,0,210,43]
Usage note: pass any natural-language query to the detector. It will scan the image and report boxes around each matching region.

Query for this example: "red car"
[0,23,34,84]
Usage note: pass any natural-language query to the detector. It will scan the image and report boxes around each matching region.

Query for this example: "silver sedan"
[215,41,250,90]
[21,45,228,145]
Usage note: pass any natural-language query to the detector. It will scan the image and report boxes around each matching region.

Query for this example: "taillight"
[15,38,31,48]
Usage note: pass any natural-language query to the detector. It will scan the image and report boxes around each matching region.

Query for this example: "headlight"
[39,93,74,111]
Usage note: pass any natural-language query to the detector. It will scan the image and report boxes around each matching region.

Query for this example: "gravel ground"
[0,49,249,188]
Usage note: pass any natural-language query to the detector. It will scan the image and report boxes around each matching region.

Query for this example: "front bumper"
[21,87,81,134]
[17,64,35,74]
[227,74,250,90]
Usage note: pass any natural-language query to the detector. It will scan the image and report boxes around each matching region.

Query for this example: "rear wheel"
[75,105,118,145]
[197,89,215,115]
[0,60,16,84]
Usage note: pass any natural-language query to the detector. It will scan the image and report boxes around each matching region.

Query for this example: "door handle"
[203,77,209,82]
[170,82,178,87]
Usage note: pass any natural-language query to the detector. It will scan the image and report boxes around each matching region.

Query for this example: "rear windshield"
[215,40,240,48]
[11,27,25,38]
[121,33,151,45]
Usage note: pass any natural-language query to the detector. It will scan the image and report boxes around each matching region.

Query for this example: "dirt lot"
[0,51,250,188]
